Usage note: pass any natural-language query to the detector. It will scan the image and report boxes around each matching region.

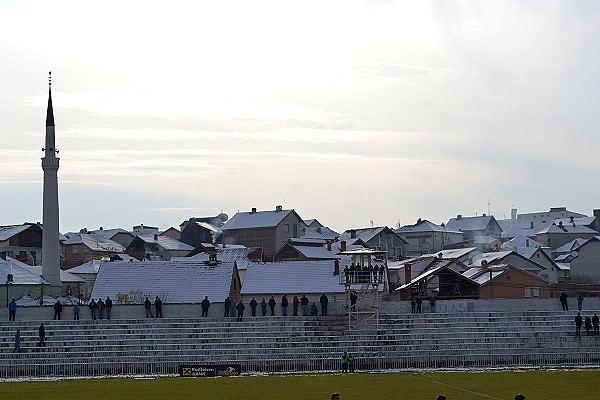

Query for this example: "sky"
[1,0,600,234]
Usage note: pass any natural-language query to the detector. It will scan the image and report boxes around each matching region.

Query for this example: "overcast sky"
[1,1,599,234]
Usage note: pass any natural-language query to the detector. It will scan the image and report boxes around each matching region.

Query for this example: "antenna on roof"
[49,71,51,87]
[370,217,374,228]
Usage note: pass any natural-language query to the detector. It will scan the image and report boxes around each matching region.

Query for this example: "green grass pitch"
[1,369,598,400]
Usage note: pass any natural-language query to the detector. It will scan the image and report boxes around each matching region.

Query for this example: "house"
[221,206,305,260]
[15,259,85,299]
[92,228,136,248]
[424,247,482,264]
[466,250,558,283]
[473,235,502,252]
[554,215,598,232]
[180,216,226,247]
[180,245,262,282]
[501,235,544,251]
[516,207,587,224]
[395,265,479,300]
[91,259,241,303]
[0,257,55,307]
[64,259,105,301]
[515,246,566,282]
[463,263,553,299]
[558,236,600,283]
[535,221,598,249]
[338,226,406,258]
[395,219,464,256]
[125,234,193,261]
[446,214,503,242]
[0,223,43,265]
[62,232,125,268]
[158,227,181,241]
[300,226,340,241]
[387,256,468,291]
[303,219,324,228]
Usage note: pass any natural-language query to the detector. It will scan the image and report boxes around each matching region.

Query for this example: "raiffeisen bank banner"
[179,364,241,377]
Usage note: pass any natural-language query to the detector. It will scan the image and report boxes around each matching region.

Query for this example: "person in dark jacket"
[268,296,276,316]
[250,297,258,317]
[593,313,599,335]
[350,291,357,311]
[144,297,154,318]
[13,329,21,353]
[416,297,422,313]
[585,316,592,336]
[8,299,17,321]
[575,312,583,337]
[300,294,309,316]
[260,298,267,316]
[292,295,299,316]
[155,296,163,319]
[38,323,46,347]
[201,296,210,317]
[224,297,231,317]
[320,293,329,316]
[560,292,569,311]
[89,299,97,320]
[281,295,289,316]
[236,301,245,322]
[105,297,113,320]
[97,298,105,320]
[53,300,63,320]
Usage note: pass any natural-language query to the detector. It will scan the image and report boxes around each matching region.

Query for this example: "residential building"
[467,250,558,283]
[446,215,503,244]
[222,206,304,260]
[0,223,43,265]
[338,226,406,258]
[464,263,553,299]
[516,207,587,224]
[180,215,227,247]
[535,221,598,249]
[62,232,125,268]
[125,234,193,261]
[395,219,463,256]
[92,228,136,248]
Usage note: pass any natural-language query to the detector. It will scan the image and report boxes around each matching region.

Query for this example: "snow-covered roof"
[473,235,500,245]
[462,267,506,284]
[300,226,340,240]
[19,265,84,283]
[0,259,52,285]
[501,235,544,251]
[241,261,376,295]
[66,259,104,274]
[468,251,513,266]
[536,223,598,235]
[137,235,194,251]
[497,220,550,239]
[555,262,570,271]
[182,246,259,271]
[63,232,125,253]
[396,220,462,234]
[92,228,130,239]
[397,264,477,290]
[446,215,498,232]
[339,227,389,244]
[555,216,596,227]
[223,209,298,230]
[91,260,235,303]
[0,224,32,241]
[552,238,590,254]
[424,247,480,260]
[193,221,221,233]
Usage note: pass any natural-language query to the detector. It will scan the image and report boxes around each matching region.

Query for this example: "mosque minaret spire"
[41,71,61,286]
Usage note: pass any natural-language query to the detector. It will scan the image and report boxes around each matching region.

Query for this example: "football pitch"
[0,369,598,400]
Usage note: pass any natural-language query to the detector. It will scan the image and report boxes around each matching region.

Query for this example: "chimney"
[340,240,347,252]
[251,207,257,214]
[569,216,574,223]
[404,264,412,284]
[153,234,158,241]
[457,215,462,220]
[483,213,486,217]
[275,205,282,212]
[334,259,340,275]
[481,259,488,266]
[326,241,332,251]
[350,229,356,239]
[99,226,103,230]
[511,208,517,220]
[530,221,534,229]
[526,239,530,248]
[558,221,563,228]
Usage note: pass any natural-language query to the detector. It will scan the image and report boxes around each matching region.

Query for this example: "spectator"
[429,297,436,313]
[268,296,276,316]
[346,353,355,372]
[53,300,63,320]
[38,323,46,347]
[559,292,569,311]
[8,299,17,321]
[236,301,245,322]
[281,295,289,316]
[350,291,357,311]
[575,312,582,337]
[73,305,80,320]
[89,298,97,320]
[97,298,105,320]
[155,296,163,319]
[437,396,447,400]
[585,316,592,336]
[250,297,258,317]
[310,302,318,316]
[292,295,299,316]
[105,297,113,320]
[300,294,309,316]
[224,297,231,317]
[201,296,211,317]
[13,329,21,353]
[260,298,267,316]
[144,297,154,318]
[343,265,350,284]
[416,297,422,313]
[593,313,599,335]
[320,293,329,316]
[410,298,416,314]
[577,293,584,311]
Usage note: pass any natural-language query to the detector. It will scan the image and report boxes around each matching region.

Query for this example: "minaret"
[41,71,61,286]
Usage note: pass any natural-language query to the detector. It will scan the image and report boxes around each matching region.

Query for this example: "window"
[525,287,531,298]
[284,224,289,233]
[419,238,427,245]
[537,254,540,258]
[533,287,540,298]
